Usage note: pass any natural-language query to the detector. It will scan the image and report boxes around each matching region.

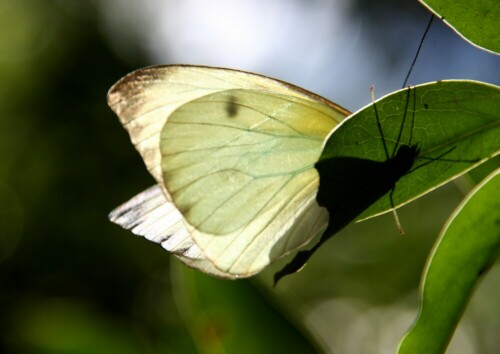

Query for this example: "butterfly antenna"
[402,14,434,88]
[371,85,390,160]
[392,87,413,157]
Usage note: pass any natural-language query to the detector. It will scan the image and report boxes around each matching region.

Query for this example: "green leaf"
[320,80,499,223]
[397,168,500,354]
[419,0,500,54]
[171,261,319,354]
[275,81,499,283]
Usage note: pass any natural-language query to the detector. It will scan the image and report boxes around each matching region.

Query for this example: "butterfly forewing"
[107,65,349,183]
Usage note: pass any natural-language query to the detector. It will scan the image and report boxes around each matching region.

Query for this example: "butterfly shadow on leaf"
[272,150,418,285]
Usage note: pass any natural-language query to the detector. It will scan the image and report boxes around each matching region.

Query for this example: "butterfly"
[107,65,350,278]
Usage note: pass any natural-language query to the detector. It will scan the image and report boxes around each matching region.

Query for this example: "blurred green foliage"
[0,1,194,353]
[172,263,319,354]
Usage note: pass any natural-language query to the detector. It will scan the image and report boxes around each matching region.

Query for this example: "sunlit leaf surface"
[419,0,500,54]
[320,80,499,223]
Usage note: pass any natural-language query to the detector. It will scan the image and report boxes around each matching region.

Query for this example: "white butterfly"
[108,65,349,278]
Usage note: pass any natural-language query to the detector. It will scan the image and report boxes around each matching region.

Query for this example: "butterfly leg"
[390,188,405,236]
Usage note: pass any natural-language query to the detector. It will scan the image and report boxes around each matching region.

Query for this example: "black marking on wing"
[225,95,239,118]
